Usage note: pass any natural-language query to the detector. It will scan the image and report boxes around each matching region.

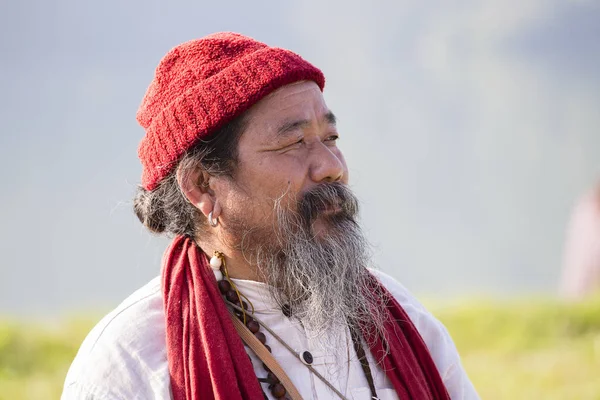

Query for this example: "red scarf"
[162,236,450,399]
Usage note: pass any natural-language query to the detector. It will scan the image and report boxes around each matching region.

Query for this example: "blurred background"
[1,0,599,399]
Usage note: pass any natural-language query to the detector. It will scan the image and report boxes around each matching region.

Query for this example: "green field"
[1,297,599,400]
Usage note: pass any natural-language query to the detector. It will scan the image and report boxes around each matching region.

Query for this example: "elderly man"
[63,32,478,400]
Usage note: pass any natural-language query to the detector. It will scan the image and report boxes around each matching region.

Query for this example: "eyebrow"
[276,111,337,136]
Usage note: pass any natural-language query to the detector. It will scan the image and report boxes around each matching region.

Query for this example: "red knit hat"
[137,32,325,191]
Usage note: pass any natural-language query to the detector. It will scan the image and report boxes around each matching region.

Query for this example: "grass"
[0,317,98,400]
[432,296,600,400]
[1,297,599,399]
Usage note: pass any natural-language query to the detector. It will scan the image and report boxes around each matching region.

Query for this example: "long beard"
[236,183,388,349]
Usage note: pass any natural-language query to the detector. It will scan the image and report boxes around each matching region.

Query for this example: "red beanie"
[137,32,325,191]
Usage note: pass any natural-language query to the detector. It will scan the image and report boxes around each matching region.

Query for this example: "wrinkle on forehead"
[248,81,325,120]
[242,81,329,142]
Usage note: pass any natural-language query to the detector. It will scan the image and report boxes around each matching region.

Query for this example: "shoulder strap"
[230,314,303,400]
[349,324,378,399]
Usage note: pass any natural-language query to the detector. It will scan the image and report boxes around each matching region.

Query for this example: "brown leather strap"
[349,324,378,399]
[230,313,303,400]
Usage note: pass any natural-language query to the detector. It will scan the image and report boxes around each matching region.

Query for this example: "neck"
[195,238,264,282]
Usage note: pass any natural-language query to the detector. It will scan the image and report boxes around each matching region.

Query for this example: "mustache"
[298,182,359,224]
[260,181,386,349]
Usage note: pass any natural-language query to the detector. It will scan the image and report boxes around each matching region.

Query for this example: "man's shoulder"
[371,269,450,346]
[371,269,480,399]
[74,276,165,357]
[62,276,170,399]
[370,269,430,317]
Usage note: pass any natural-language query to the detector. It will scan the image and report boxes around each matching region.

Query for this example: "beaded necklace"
[210,251,380,400]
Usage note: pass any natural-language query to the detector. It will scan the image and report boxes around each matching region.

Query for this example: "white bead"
[209,255,222,270]
[213,269,223,281]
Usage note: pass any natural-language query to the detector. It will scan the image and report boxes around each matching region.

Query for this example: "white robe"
[62,270,479,399]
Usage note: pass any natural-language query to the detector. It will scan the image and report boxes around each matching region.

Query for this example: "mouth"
[319,204,342,216]
[299,183,357,224]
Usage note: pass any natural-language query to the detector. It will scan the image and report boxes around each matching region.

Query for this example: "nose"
[309,143,346,183]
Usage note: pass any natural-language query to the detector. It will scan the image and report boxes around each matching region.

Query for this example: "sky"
[1,0,599,316]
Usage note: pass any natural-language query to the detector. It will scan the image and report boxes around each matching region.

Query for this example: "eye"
[325,134,339,142]
[279,138,303,151]
[289,138,304,148]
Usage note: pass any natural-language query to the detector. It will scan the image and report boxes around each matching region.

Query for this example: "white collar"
[230,278,281,314]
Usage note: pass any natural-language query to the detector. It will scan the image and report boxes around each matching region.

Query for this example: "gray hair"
[231,182,389,350]
[133,114,247,237]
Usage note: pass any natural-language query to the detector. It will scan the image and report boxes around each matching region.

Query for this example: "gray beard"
[237,183,388,349]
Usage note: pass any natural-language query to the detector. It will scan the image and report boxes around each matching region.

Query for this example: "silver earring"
[208,211,219,227]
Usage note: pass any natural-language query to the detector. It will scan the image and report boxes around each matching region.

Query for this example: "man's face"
[210,82,387,342]
[216,80,349,238]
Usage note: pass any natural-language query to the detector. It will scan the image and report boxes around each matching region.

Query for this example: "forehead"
[243,81,329,135]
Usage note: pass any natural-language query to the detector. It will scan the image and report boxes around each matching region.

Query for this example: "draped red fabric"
[162,236,264,399]
[162,236,450,399]
[362,279,451,400]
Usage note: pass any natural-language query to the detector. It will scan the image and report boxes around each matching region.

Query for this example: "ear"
[177,165,215,219]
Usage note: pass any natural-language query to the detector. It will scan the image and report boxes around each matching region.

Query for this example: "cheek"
[231,161,295,211]
[255,155,307,189]
[233,150,315,214]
